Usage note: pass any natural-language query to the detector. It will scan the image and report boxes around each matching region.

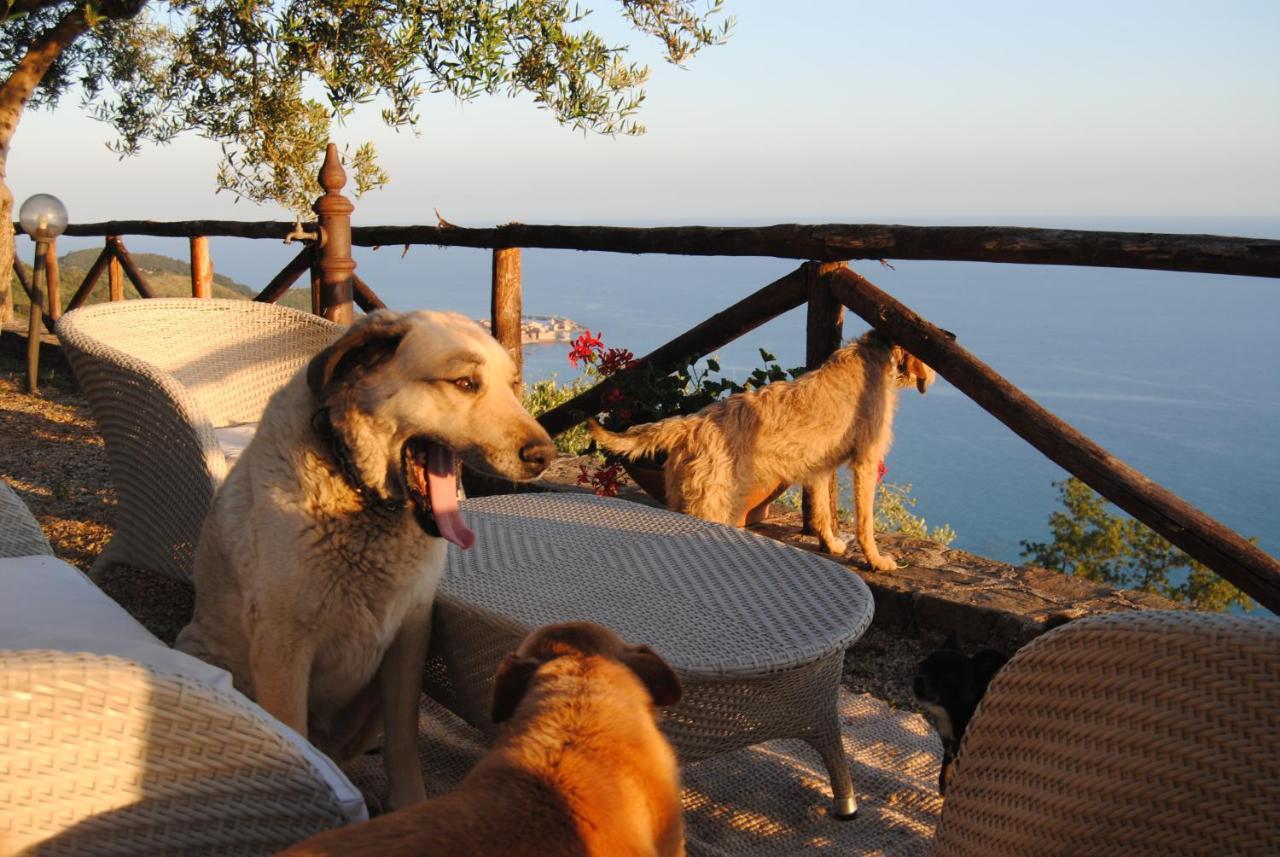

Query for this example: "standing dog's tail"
[587,417,694,460]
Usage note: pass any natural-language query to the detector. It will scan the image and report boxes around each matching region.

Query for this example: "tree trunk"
[1,184,12,323]
[0,4,95,322]
[0,1,147,311]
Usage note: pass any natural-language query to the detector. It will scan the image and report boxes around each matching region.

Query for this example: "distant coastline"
[476,314,581,346]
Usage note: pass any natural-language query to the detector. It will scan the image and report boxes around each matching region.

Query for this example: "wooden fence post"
[108,243,124,302]
[491,247,523,388]
[26,241,49,393]
[190,236,213,298]
[42,238,60,321]
[801,261,845,534]
[313,143,355,324]
[106,236,154,298]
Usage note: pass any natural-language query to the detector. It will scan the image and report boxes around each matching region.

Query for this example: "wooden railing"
[10,144,1280,613]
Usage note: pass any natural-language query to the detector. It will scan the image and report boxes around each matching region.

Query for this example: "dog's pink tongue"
[427,443,475,550]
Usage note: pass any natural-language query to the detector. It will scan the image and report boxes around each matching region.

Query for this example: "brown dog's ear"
[307,311,409,398]
[909,355,933,395]
[621,644,683,707]
[490,653,541,724]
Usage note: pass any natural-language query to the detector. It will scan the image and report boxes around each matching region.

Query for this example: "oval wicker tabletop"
[441,493,874,679]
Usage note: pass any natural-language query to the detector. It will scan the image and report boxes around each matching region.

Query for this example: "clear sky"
[8,0,1279,226]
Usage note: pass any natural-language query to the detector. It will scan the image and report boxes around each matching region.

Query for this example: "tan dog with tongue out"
[176,309,555,809]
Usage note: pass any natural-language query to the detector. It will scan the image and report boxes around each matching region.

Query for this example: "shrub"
[1020,477,1253,612]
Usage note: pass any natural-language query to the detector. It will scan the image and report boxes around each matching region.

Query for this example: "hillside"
[10,249,312,314]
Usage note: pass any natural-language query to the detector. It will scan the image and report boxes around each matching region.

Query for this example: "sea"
[54,216,1280,580]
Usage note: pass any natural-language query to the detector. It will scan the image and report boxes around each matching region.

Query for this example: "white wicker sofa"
[0,480,365,855]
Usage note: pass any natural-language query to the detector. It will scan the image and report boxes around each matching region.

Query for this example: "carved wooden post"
[313,143,355,324]
[491,247,523,387]
[190,236,213,298]
[42,238,60,321]
[802,261,845,534]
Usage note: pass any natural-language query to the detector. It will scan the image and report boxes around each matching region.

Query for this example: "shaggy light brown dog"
[277,621,685,857]
[590,330,935,571]
[176,309,556,809]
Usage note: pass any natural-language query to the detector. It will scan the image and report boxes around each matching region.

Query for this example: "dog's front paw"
[866,553,899,572]
[820,537,848,556]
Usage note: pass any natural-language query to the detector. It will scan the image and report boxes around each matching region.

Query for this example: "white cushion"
[0,554,366,822]
[214,422,257,465]
[0,555,234,690]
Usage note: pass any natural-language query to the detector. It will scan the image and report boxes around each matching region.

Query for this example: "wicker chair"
[0,479,366,854]
[56,299,342,583]
[931,610,1280,857]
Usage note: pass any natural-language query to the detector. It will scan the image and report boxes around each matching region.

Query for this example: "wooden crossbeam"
[538,265,810,437]
[66,245,114,312]
[50,220,1280,280]
[352,274,386,312]
[108,237,155,298]
[824,264,1280,614]
[254,248,313,303]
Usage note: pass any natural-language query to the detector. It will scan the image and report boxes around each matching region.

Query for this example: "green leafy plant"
[522,375,592,455]
[1020,477,1253,612]
[774,479,957,547]
[568,329,803,432]
[566,330,804,495]
[874,481,957,545]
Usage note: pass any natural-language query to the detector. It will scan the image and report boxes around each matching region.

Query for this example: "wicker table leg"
[803,652,858,819]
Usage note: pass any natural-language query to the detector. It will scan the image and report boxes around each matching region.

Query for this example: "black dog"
[912,632,1008,796]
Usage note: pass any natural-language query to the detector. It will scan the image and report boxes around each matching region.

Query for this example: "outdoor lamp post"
[18,193,68,393]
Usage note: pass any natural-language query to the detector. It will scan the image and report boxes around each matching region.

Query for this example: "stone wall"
[517,455,1181,653]
[751,512,1179,652]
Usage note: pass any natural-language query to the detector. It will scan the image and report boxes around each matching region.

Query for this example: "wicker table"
[423,493,875,817]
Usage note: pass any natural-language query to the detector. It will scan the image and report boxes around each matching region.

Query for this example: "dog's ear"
[308,310,410,399]
[908,354,934,395]
[942,630,961,651]
[891,344,934,395]
[490,652,541,724]
[621,644,683,707]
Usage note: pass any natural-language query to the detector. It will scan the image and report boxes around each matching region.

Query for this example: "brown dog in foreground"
[590,330,935,571]
[278,621,685,857]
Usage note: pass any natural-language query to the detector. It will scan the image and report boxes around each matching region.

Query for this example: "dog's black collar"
[310,406,403,513]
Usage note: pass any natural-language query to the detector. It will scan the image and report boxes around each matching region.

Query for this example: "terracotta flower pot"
[618,458,786,527]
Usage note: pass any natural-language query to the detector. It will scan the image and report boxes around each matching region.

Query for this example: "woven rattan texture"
[0,481,52,558]
[56,300,341,582]
[930,610,1280,857]
[345,690,944,856]
[1,651,352,855]
[426,601,851,762]
[423,493,873,808]
[443,494,874,676]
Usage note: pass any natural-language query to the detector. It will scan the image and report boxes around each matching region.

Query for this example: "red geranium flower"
[577,461,624,497]
[598,347,636,376]
[568,329,604,367]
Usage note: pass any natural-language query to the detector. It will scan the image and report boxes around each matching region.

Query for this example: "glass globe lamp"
[18,193,68,243]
